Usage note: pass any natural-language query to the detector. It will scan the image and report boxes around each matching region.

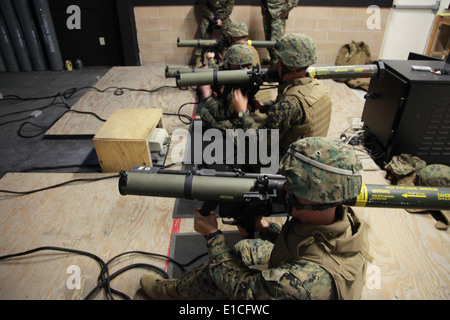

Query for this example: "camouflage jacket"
[239,77,312,152]
[207,41,261,70]
[206,222,336,299]
[199,0,235,20]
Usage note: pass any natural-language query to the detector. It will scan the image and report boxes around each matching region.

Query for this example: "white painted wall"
[379,0,449,60]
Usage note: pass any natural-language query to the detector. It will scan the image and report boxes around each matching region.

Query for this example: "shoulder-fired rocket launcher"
[177,37,276,49]
[167,61,385,87]
[119,166,450,235]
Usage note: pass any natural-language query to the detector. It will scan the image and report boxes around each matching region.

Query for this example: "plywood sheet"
[45,64,196,137]
[0,173,174,299]
[0,171,448,300]
[358,170,450,300]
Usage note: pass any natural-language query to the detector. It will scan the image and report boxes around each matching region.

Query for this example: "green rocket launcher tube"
[165,65,213,78]
[177,38,276,48]
[119,167,450,215]
[174,62,384,87]
[119,167,286,217]
[307,63,381,79]
[176,68,280,87]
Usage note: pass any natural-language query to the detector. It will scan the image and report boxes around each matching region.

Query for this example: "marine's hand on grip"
[194,209,219,236]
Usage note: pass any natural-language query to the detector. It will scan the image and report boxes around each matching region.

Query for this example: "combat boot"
[140,274,180,299]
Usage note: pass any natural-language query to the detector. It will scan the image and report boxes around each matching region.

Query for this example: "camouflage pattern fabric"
[265,0,299,18]
[384,153,427,186]
[414,164,450,230]
[223,44,253,67]
[238,93,303,154]
[279,137,363,203]
[234,34,325,155]
[222,22,260,68]
[274,33,317,68]
[200,91,265,133]
[416,164,450,187]
[239,76,331,155]
[175,225,336,300]
[260,0,298,62]
[201,44,256,132]
[207,41,261,70]
[223,21,248,37]
[206,22,248,69]
[140,137,370,300]
[268,206,370,300]
[200,92,237,133]
[334,41,373,91]
[199,0,235,39]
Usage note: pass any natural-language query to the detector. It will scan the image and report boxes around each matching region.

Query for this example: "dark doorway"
[48,0,128,66]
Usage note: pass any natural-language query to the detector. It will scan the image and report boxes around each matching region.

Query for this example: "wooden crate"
[93,108,163,172]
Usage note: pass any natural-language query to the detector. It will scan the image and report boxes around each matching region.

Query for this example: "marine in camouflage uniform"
[261,0,298,63]
[196,0,235,66]
[200,44,258,133]
[233,33,332,155]
[207,21,261,70]
[140,137,371,300]
[199,0,234,39]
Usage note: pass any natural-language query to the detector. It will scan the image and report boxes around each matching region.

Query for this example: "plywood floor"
[45,64,197,137]
[1,65,448,300]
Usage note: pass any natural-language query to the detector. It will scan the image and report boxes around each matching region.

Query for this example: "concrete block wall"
[134,5,389,66]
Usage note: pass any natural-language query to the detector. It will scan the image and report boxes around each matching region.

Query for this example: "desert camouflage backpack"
[335,41,373,91]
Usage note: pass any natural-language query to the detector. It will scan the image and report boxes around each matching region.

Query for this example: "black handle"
[200,201,218,216]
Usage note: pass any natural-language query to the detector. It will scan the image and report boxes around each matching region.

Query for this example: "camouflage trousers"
[195,17,232,65]
[199,17,231,40]
[260,6,286,62]
[175,239,274,299]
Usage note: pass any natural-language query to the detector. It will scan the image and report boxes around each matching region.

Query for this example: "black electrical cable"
[0,245,209,300]
[0,82,208,299]
[163,101,198,125]
[16,109,107,138]
[0,246,114,300]
[0,175,119,195]
[85,263,169,300]
[0,95,67,119]
[82,247,208,299]
[0,85,182,102]
[19,164,101,172]
[1,85,195,135]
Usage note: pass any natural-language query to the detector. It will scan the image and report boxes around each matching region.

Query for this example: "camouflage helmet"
[224,22,248,37]
[279,137,363,204]
[384,154,427,186]
[416,164,450,187]
[224,44,253,67]
[274,33,317,68]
